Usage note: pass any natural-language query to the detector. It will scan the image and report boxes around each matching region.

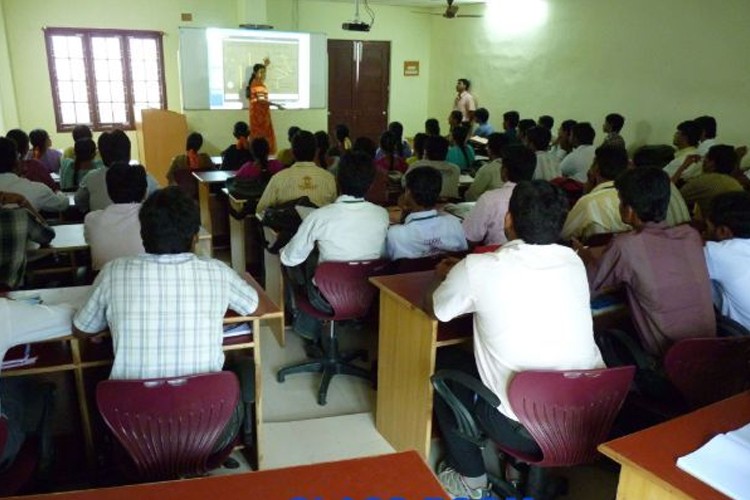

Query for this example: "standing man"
[453,78,476,124]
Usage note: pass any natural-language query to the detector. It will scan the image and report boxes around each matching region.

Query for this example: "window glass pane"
[132,104,146,122]
[58,81,74,102]
[70,58,86,81]
[109,63,123,82]
[52,36,69,58]
[75,103,91,123]
[130,59,144,82]
[73,81,88,102]
[112,104,127,124]
[55,59,72,81]
[61,103,76,124]
[96,81,111,101]
[107,38,121,59]
[68,37,83,59]
[99,103,113,123]
[92,37,107,60]
[132,81,146,102]
[110,82,125,102]
[94,59,109,81]
[129,39,142,60]
[147,83,160,103]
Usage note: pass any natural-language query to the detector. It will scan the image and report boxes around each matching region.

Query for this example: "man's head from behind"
[186,132,203,153]
[292,130,316,162]
[425,136,450,162]
[337,151,376,198]
[674,120,701,148]
[572,122,595,147]
[405,167,442,210]
[604,113,625,134]
[501,144,537,183]
[704,144,736,174]
[139,186,200,254]
[594,146,629,182]
[503,110,520,131]
[107,162,147,204]
[425,118,441,137]
[695,115,717,141]
[707,191,750,241]
[233,121,250,140]
[506,180,569,244]
[0,137,18,174]
[525,126,552,153]
[5,129,30,157]
[614,167,670,226]
[487,132,510,159]
[475,108,489,125]
[102,129,131,166]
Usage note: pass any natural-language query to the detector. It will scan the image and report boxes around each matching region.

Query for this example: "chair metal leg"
[317,369,335,406]
[335,363,372,381]
[277,360,325,382]
[341,349,368,363]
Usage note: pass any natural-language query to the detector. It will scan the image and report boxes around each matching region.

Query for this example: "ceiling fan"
[413,0,483,19]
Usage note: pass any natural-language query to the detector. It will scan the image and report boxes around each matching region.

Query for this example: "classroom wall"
[427,0,750,152]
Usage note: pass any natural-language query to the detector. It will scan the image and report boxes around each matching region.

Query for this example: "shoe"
[438,467,494,499]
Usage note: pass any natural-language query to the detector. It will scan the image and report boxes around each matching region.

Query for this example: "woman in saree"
[247,57,281,154]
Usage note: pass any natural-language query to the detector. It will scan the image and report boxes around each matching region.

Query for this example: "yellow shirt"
[256,161,337,213]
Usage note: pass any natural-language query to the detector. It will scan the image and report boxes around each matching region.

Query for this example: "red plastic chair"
[663,337,750,410]
[277,259,389,405]
[0,416,39,496]
[96,372,240,482]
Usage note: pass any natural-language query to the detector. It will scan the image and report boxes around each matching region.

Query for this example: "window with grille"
[44,28,166,132]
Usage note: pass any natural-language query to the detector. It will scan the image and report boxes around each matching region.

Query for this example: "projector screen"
[179,27,327,110]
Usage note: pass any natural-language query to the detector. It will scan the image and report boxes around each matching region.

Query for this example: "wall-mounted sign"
[404,60,420,77]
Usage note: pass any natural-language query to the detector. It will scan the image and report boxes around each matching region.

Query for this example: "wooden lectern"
[135,109,188,187]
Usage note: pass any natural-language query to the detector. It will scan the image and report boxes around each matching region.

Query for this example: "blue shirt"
[474,123,494,138]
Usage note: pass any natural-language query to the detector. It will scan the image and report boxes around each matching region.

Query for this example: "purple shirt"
[19,159,57,191]
[462,182,516,245]
[235,159,285,180]
[589,222,716,356]
[26,149,62,174]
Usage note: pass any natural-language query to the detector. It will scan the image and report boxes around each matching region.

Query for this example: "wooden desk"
[40,223,88,253]
[1,274,282,470]
[599,391,750,499]
[371,270,629,460]
[12,451,447,500]
[193,170,236,234]
[223,188,249,274]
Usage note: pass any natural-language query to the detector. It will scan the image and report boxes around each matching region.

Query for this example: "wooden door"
[327,40,390,144]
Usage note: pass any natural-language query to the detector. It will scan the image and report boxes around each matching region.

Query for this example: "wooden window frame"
[44,27,167,132]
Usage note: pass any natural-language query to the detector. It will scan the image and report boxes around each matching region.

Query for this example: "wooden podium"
[135,108,188,186]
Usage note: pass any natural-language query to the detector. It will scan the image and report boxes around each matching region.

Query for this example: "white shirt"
[433,241,604,421]
[0,173,69,212]
[663,146,701,180]
[697,138,718,157]
[75,167,160,213]
[84,203,145,270]
[559,145,595,183]
[280,195,389,266]
[705,238,750,330]
[73,253,258,380]
[454,91,476,122]
[386,210,468,260]
[532,151,562,181]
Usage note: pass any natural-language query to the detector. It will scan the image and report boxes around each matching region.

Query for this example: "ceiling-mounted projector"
[342,0,371,32]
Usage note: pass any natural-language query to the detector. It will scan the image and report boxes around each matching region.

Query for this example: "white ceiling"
[301,0,485,7]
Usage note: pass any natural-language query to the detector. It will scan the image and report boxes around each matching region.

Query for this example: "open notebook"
[676,422,750,499]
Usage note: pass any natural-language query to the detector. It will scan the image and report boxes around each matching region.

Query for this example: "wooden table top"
[12,451,447,500]
[599,391,750,500]
[192,170,236,184]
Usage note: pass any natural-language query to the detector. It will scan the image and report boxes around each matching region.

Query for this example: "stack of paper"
[1,344,39,369]
[223,323,252,338]
[676,422,750,499]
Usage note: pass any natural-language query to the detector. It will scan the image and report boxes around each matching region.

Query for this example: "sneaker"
[438,467,494,499]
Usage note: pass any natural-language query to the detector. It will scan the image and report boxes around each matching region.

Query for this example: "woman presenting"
[247,57,282,154]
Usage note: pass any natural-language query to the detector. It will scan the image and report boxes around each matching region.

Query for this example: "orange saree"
[249,83,277,154]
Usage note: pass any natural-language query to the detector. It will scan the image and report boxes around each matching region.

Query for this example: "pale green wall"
[0,2,19,131]
[427,0,750,152]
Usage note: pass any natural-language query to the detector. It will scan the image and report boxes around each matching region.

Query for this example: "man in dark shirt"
[221,121,253,171]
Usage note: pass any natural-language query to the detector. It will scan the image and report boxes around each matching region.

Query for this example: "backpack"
[259,196,319,254]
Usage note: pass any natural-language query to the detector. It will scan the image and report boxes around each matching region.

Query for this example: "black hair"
[108,129,131,165]
[249,63,265,86]
[287,126,301,142]
[605,113,625,133]
[708,191,750,238]
[73,138,97,188]
[5,129,30,157]
[97,132,112,166]
[186,132,203,152]
[595,146,629,181]
[380,131,398,172]
[518,119,537,137]
[560,119,577,134]
[314,130,330,168]
[335,124,350,142]
[449,110,463,126]
[509,180,569,244]
[706,144,737,175]
[107,162,147,204]
[487,132,510,157]
[388,122,406,157]
[572,122,595,145]
[29,129,50,153]
[695,115,717,139]
[614,167,670,223]
[251,137,272,180]
[502,144,537,183]
[424,135,450,161]
[352,137,377,159]
[526,126,552,152]
[475,108,489,124]
[233,121,250,139]
[451,124,471,169]
[0,137,18,174]
[413,133,427,159]
[503,111,520,129]
[677,120,701,147]
[457,78,470,90]
[139,186,200,254]
[538,115,554,130]
[72,124,93,142]
[337,151,376,197]
[292,130,316,162]
[406,166,442,208]
[425,118,441,137]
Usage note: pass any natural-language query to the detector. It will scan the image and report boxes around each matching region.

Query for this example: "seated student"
[602,113,626,149]
[74,186,259,380]
[376,122,412,160]
[354,137,388,207]
[550,118,577,161]
[220,121,253,171]
[407,133,427,167]
[255,131,337,213]
[537,114,554,131]
[576,167,716,359]
[0,191,55,288]
[695,115,718,157]
[236,137,285,180]
[59,138,101,191]
[314,130,334,169]
[5,129,56,191]
[704,191,750,330]
[166,132,214,185]
[473,108,494,138]
[559,122,596,183]
[463,144,536,246]
[663,120,702,181]
[62,125,97,160]
[464,133,509,202]
[446,124,476,174]
[84,163,147,271]
[387,167,468,260]
[374,131,408,174]
[447,111,463,140]
[75,130,159,213]
[333,124,352,156]
[677,144,743,217]
[526,126,561,181]
[1,298,74,471]
[280,151,389,340]
[27,129,62,174]
[501,110,520,142]
[403,136,460,200]
[430,180,604,499]
[0,137,69,213]
[517,118,536,144]
[425,118,441,137]
[276,126,301,168]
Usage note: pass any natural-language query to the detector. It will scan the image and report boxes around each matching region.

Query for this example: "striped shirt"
[0,207,55,288]
[255,161,337,213]
[73,253,258,380]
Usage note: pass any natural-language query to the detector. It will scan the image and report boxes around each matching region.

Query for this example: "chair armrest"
[431,369,501,447]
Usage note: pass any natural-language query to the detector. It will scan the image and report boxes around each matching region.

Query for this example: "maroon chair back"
[312,260,390,321]
[664,337,750,410]
[96,372,239,481]
[0,416,38,496]
[504,366,635,467]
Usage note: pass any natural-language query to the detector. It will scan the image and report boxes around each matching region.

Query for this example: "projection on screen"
[178,27,327,111]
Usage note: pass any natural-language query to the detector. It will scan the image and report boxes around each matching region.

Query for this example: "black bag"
[226,166,273,218]
[260,196,319,254]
